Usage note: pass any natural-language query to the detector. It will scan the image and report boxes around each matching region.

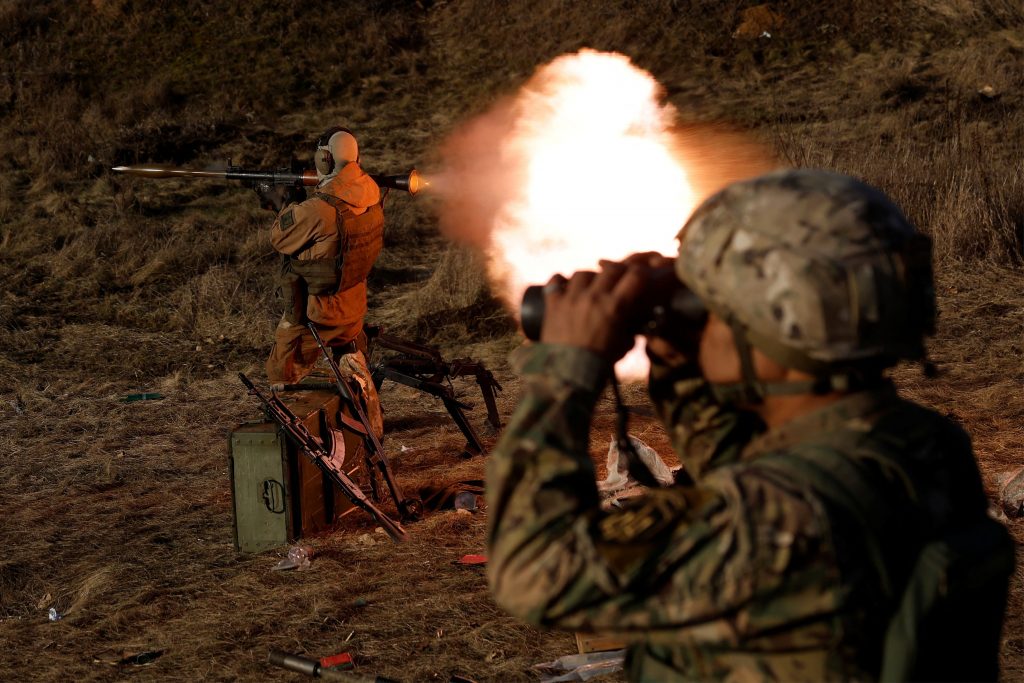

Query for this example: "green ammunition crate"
[229,388,363,553]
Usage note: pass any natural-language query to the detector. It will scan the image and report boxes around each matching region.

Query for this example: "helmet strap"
[709,317,882,405]
[723,316,767,404]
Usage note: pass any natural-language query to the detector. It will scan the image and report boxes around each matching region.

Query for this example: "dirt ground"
[1,1,1023,681]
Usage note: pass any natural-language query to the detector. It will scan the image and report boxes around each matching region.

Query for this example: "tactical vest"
[285,191,384,297]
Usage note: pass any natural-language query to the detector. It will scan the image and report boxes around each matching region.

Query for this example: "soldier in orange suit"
[256,126,384,435]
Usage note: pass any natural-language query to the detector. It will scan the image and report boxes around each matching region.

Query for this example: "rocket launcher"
[112,163,425,195]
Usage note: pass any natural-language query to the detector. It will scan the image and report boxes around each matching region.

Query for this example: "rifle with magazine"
[307,324,423,522]
[238,372,408,542]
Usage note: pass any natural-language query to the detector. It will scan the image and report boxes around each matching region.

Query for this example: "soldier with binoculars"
[486,170,1013,682]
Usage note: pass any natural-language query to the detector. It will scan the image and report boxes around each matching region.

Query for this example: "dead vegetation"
[1,0,1023,680]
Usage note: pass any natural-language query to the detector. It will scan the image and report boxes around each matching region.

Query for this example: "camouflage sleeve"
[647,351,765,480]
[487,344,834,642]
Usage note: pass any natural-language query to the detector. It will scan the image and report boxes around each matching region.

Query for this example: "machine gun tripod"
[366,325,502,459]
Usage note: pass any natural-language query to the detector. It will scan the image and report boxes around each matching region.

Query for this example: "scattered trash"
[122,650,165,666]
[534,649,626,683]
[978,84,999,100]
[319,652,354,670]
[92,648,165,666]
[575,632,628,654]
[598,436,675,496]
[455,554,487,566]
[356,533,382,547]
[419,480,485,513]
[733,4,784,40]
[47,607,62,622]
[121,393,165,403]
[351,597,368,608]
[454,491,479,512]
[270,649,400,683]
[271,545,314,571]
[8,397,25,415]
[1000,466,1024,518]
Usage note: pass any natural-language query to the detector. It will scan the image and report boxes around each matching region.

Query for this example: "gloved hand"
[255,183,306,212]
[282,185,307,206]
[254,181,285,212]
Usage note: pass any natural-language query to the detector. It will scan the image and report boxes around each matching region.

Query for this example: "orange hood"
[318,162,380,208]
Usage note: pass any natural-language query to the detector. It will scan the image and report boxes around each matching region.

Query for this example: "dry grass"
[1,1,1023,681]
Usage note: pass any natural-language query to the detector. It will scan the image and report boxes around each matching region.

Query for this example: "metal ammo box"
[228,383,364,553]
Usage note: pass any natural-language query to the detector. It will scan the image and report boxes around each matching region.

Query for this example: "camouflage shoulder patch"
[279,209,295,230]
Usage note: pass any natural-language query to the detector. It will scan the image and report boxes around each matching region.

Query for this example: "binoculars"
[519,262,708,342]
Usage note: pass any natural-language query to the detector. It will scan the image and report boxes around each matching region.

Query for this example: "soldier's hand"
[539,259,651,363]
[605,253,701,369]
[254,182,289,212]
[283,185,307,206]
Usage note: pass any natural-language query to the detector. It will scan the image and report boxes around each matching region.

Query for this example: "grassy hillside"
[1,1,1022,680]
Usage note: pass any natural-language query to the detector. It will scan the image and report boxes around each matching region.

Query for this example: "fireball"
[433,49,774,379]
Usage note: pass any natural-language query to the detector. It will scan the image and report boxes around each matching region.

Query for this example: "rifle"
[111,163,424,195]
[307,324,423,523]
[366,326,503,459]
[238,372,408,542]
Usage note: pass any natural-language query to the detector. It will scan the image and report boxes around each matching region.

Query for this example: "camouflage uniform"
[488,343,996,681]
[487,170,1010,681]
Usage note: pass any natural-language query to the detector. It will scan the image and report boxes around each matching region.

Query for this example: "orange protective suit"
[265,162,383,386]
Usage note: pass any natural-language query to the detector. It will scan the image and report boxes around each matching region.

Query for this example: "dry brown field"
[0,1,1022,680]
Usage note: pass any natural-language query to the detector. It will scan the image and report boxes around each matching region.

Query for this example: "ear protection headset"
[314,126,357,176]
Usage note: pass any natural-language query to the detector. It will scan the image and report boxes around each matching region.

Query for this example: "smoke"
[428,93,524,251]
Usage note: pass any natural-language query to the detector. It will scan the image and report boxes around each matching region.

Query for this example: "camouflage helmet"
[675,169,935,386]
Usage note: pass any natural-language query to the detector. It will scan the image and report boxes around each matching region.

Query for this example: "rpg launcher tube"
[267,650,399,682]
[112,164,424,195]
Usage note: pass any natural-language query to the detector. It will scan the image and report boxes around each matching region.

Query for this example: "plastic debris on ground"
[355,527,389,546]
[271,545,314,571]
[1000,466,1024,518]
[454,491,479,513]
[47,608,62,622]
[320,652,354,670]
[455,554,487,566]
[120,393,165,403]
[92,649,165,666]
[533,649,626,682]
[598,436,676,504]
